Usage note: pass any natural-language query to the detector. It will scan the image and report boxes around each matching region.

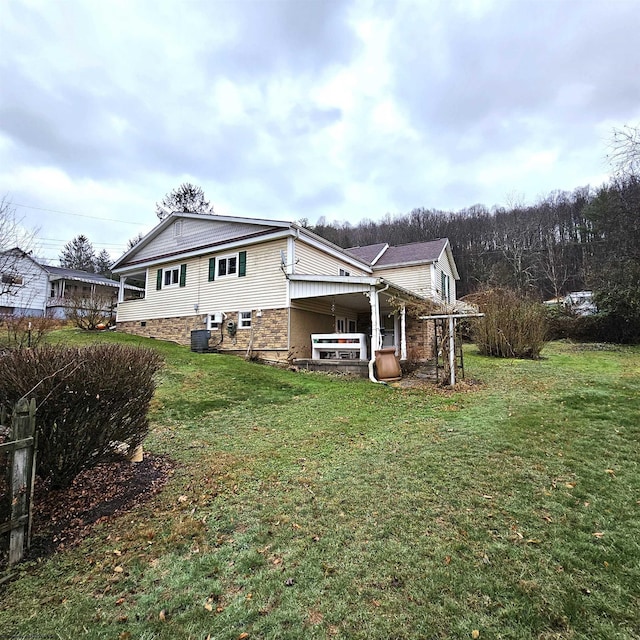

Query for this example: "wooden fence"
[0,397,37,566]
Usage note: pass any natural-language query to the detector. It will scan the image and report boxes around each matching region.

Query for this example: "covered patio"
[287,274,421,377]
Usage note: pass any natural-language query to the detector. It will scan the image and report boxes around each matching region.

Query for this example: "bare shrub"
[65,292,116,330]
[0,344,163,488]
[0,313,58,349]
[466,288,548,359]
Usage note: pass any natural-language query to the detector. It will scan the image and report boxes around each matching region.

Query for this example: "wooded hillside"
[309,177,639,305]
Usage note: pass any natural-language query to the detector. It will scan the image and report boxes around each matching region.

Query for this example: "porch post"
[400,304,407,361]
[118,277,126,303]
[449,315,456,386]
[370,285,381,356]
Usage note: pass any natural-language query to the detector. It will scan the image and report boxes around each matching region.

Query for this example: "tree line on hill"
[308,173,640,342]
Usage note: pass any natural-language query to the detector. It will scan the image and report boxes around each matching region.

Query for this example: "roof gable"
[345,238,459,279]
[345,243,388,264]
[374,239,449,267]
[112,213,292,269]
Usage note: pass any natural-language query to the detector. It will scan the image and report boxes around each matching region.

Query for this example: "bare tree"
[608,124,640,178]
[155,183,214,220]
[1,197,36,295]
[65,291,116,330]
[126,232,144,250]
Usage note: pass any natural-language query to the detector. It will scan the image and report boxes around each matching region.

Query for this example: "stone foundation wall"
[117,315,207,345]
[117,308,290,362]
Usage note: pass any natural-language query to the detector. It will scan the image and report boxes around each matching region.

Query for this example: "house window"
[214,251,247,279]
[336,318,346,333]
[173,220,183,237]
[156,264,186,289]
[348,320,357,333]
[164,267,180,287]
[239,310,252,329]
[1,273,23,286]
[218,255,237,278]
[440,272,451,303]
[339,268,351,276]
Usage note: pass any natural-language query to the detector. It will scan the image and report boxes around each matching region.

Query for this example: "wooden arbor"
[420,313,484,386]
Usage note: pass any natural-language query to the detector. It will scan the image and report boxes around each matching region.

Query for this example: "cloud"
[0,0,638,261]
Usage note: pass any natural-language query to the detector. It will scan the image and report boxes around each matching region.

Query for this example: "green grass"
[2,329,639,639]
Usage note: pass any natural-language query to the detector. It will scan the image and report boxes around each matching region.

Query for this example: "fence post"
[9,397,36,566]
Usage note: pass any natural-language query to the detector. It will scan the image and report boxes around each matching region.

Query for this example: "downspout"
[400,304,407,361]
[368,283,390,384]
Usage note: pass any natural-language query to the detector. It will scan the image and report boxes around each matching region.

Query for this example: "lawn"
[1,331,639,639]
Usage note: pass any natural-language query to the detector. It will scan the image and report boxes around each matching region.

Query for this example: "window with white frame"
[440,272,451,303]
[336,317,346,332]
[164,267,180,287]
[218,254,238,278]
[239,310,252,328]
[339,268,351,276]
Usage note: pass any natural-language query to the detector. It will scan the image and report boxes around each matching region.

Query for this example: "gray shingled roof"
[346,238,448,268]
[45,265,119,286]
[345,243,388,264]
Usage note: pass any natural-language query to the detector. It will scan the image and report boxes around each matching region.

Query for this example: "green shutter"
[238,251,247,277]
[208,257,216,281]
[156,269,163,290]
[179,264,187,287]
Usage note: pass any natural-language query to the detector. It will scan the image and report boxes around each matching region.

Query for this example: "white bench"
[311,333,368,360]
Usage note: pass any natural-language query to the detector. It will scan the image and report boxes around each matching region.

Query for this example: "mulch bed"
[1,453,175,568]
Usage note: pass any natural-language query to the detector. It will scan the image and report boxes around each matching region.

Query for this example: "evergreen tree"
[59,235,96,272]
[94,249,113,278]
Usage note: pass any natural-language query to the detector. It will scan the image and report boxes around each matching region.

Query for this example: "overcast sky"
[1,0,639,264]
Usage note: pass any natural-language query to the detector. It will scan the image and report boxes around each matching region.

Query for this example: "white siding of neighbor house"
[294,240,367,277]
[117,239,288,322]
[132,218,277,262]
[0,254,48,314]
[374,265,433,298]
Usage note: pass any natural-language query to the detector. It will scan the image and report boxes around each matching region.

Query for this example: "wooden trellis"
[421,313,484,386]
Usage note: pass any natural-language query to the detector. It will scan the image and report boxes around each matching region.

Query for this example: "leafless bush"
[0,344,163,488]
[466,288,548,359]
[65,292,116,330]
[0,313,58,349]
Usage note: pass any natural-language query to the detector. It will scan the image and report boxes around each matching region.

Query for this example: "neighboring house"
[0,248,142,319]
[544,290,597,317]
[112,213,460,366]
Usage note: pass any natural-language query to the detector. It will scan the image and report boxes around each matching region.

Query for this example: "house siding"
[436,257,457,302]
[295,241,367,277]
[116,239,288,322]
[132,218,276,262]
[0,253,48,315]
[374,265,433,298]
